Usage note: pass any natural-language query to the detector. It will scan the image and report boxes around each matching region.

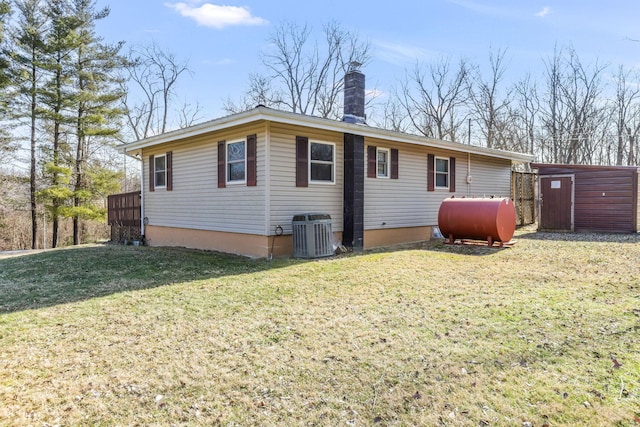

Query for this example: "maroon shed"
[532,164,640,233]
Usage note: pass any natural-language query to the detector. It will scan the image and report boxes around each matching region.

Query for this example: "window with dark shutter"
[449,156,456,192]
[166,151,173,191]
[427,153,434,191]
[217,141,226,188]
[149,154,155,192]
[296,136,308,187]
[247,134,257,186]
[391,148,399,179]
[367,145,376,178]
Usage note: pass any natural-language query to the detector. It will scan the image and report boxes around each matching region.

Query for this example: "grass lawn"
[1,228,639,426]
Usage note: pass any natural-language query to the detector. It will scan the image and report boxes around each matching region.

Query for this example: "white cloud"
[447,0,511,17]
[165,2,268,29]
[536,6,551,17]
[375,41,433,65]
[366,89,385,99]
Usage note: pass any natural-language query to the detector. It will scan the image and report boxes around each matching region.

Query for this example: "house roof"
[120,106,535,162]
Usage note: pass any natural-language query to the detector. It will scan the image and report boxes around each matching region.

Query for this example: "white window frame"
[226,139,246,185]
[377,147,390,178]
[309,141,335,184]
[154,154,166,189]
[435,156,449,189]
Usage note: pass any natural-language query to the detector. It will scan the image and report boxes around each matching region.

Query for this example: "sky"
[95,0,640,129]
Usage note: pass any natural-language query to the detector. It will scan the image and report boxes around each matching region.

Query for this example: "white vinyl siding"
[269,123,343,235]
[143,124,265,235]
[466,154,512,197]
[141,121,512,239]
[364,139,512,230]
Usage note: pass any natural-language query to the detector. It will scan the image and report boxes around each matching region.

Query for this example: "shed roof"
[121,106,534,162]
[532,163,640,173]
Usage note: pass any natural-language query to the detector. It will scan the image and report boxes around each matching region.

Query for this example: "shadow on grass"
[0,244,305,314]
[362,238,511,257]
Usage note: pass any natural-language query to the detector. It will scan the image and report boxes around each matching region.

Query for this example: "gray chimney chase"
[343,66,366,124]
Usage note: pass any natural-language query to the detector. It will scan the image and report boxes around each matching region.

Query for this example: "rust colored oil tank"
[437,197,516,245]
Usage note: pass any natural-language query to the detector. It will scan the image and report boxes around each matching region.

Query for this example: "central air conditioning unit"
[292,213,333,258]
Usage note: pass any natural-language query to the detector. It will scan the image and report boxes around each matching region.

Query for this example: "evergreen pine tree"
[68,0,124,245]
[9,0,48,249]
[38,0,80,248]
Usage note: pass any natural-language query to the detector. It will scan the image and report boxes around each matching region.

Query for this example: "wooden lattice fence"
[511,171,536,226]
[107,191,142,243]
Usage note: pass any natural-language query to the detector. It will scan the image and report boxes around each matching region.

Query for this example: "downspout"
[139,150,145,240]
[466,152,472,197]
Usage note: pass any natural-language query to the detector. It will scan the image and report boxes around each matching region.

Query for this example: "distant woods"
[0,0,196,250]
[228,23,640,167]
[1,11,639,250]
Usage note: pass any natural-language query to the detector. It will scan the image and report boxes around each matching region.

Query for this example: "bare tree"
[227,21,371,119]
[469,48,511,148]
[512,74,540,155]
[223,72,278,114]
[611,65,640,165]
[123,43,191,140]
[560,48,607,164]
[538,46,609,164]
[370,95,410,133]
[398,57,470,142]
[539,46,571,163]
[177,99,204,129]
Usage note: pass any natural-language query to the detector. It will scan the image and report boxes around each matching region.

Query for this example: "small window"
[310,141,335,183]
[154,154,166,188]
[227,140,246,183]
[435,157,449,188]
[377,148,390,178]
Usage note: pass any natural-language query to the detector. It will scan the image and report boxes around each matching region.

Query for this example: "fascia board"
[119,107,535,163]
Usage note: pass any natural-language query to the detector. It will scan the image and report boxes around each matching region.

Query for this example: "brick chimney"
[342,62,366,124]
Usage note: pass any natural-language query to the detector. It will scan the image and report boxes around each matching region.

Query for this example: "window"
[310,141,335,183]
[377,148,389,178]
[227,140,246,183]
[218,135,256,188]
[154,154,166,188]
[428,154,455,192]
[368,146,398,179]
[149,152,172,192]
[435,157,449,188]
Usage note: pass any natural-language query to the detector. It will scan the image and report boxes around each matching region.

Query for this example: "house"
[532,163,640,233]
[119,69,534,258]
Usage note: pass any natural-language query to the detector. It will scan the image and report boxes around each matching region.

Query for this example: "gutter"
[118,107,535,163]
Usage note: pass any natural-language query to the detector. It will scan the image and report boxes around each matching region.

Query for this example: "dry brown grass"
[1,227,639,426]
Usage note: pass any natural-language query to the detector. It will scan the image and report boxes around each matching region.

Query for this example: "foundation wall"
[146,225,432,257]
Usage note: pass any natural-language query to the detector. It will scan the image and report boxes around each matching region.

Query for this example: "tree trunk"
[30,61,37,249]
[51,53,62,248]
[73,133,83,246]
